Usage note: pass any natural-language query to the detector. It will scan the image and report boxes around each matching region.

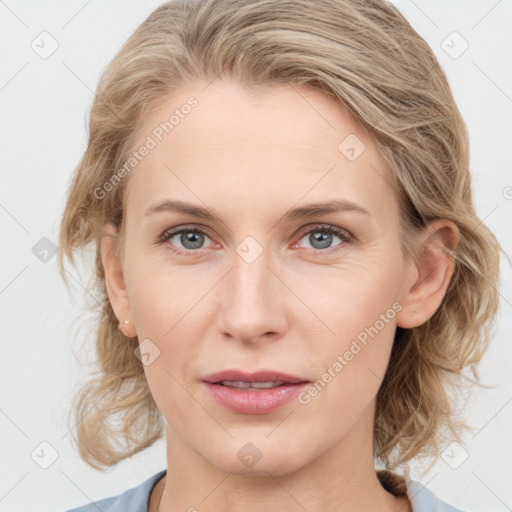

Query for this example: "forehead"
[125,78,397,223]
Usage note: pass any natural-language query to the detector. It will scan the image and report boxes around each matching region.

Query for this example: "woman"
[58,0,503,511]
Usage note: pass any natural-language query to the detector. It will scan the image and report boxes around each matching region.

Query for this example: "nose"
[215,246,288,345]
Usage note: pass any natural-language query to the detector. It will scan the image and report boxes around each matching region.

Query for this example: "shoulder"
[377,470,467,512]
[64,470,167,512]
[406,479,467,512]
[66,468,467,512]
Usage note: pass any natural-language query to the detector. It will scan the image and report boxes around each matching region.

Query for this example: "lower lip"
[202,382,309,414]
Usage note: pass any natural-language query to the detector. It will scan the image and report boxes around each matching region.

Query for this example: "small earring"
[118,319,131,337]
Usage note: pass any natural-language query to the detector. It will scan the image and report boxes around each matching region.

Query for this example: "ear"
[101,223,137,338]
[396,220,460,329]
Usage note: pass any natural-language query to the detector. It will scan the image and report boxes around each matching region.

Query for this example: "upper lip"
[202,369,310,384]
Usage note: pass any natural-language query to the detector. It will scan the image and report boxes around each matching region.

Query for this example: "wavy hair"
[58,0,505,478]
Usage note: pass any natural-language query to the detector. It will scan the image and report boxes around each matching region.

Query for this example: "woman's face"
[108,78,422,475]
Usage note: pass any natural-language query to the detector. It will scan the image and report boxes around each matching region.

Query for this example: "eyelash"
[156,224,354,257]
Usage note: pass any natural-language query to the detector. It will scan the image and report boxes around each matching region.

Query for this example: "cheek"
[308,256,402,343]
[131,270,202,362]
[302,262,402,404]
[129,262,202,336]
[128,269,208,417]
[298,307,398,439]
[137,318,199,427]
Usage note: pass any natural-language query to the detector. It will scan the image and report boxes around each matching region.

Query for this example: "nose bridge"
[233,239,271,304]
[217,237,285,343]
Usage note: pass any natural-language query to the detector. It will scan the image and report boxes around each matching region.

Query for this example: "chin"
[200,437,311,477]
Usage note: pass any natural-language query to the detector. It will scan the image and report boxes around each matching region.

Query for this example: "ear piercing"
[118,319,132,337]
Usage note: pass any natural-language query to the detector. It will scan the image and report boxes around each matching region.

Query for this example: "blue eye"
[296,225,351,252]
[158,227,213,255]
[157,224,353,257]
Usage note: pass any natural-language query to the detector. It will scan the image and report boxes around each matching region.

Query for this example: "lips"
[202,369,309,385]
[201,369,311,414]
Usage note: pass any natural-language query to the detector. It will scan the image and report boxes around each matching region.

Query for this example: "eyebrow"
[144,199,371,222]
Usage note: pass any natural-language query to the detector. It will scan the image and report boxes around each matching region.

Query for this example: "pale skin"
[101,78,460,512]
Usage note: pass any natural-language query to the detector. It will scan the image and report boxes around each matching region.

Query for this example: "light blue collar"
[66,468,466,512]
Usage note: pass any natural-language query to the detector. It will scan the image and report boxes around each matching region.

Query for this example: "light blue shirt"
[65,469,466,512]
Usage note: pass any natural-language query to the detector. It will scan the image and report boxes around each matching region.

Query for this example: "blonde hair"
[58,0,506,477]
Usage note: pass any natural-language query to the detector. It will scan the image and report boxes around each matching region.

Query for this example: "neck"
[156,406,411,512]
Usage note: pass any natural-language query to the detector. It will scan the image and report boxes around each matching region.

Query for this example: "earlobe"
[101,223,137,337]
[396,220,460,329]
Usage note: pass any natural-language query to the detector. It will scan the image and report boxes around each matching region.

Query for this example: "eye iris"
[166,226,344,254]
[180,231,204,250]
[310,230,334,250]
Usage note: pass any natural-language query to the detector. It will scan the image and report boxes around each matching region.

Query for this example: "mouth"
[214,380,294,390]
[202,369,309,386]
[201,369,311,414]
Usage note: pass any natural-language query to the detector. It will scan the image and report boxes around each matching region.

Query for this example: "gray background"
[1,0,511,511]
